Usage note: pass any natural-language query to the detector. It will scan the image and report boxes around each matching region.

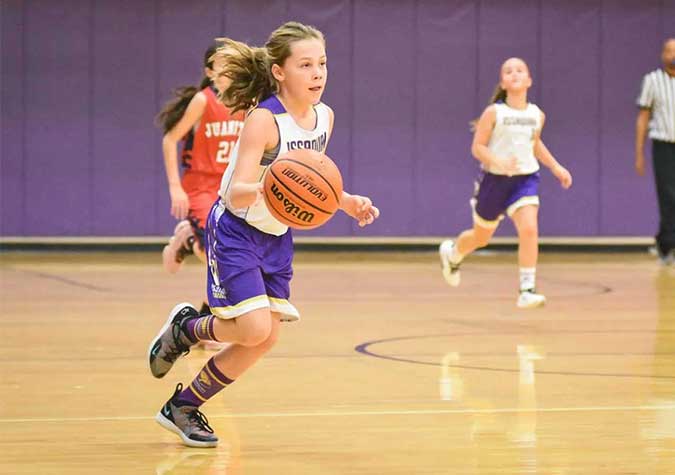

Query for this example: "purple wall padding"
[1,0,24,235]
[1,0,673,237]
[91,1,159,235]
[416,0,478,236]
[224,0,289,44]
[351,0,417,236]
[539,0,601,236]
[24,1,93,235]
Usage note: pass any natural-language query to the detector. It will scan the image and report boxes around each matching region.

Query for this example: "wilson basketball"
[263,149,343,230]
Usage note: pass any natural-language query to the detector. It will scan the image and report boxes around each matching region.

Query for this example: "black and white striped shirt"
[637,69,675,143]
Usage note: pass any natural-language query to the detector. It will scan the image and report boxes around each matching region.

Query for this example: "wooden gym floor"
[1,251,674,474]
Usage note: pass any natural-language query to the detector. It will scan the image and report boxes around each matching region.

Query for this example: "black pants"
[652,140,675,256]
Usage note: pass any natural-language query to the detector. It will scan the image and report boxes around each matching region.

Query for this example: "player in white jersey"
[439,57,572,308]
[218,94,331,236]
[147,22,379,448]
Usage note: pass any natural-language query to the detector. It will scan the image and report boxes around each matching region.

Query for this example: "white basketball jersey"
[219,95,331,236]
[486,102,542,175]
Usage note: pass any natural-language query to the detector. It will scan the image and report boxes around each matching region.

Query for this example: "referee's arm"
[635,107,651,176]
[635,73,654,177]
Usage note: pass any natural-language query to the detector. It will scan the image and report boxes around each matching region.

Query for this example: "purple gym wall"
[1,0,673,237]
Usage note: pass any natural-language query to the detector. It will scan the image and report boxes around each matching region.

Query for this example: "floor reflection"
[155,445,235,475]
[641,267,675,469]
[439,344,546,473]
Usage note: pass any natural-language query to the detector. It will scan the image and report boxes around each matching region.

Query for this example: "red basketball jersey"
[181,87,245,176]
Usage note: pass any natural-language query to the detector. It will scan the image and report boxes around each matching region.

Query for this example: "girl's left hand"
[553,165,573,189]
[341,194,380,227]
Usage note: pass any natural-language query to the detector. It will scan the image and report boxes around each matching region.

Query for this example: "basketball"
[263,149,343,230]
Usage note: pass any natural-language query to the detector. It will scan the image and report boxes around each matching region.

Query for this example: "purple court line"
[8,268,109,292]
[354,332,675,380]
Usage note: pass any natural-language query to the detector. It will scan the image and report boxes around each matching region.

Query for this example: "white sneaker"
[439,240,461,287]
[659,250,675,267]
[162,220,195,274]
[517,290,546,309]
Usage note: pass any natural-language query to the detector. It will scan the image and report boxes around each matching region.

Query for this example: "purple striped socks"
[176,357,234,407]
[183,315,218,343]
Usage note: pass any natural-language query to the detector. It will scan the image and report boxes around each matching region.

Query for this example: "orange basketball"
[263,149,343,230]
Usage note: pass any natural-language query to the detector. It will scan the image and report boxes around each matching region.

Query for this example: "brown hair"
[155,42,222,134]
[487,84,508,104]
[215,21,325,113]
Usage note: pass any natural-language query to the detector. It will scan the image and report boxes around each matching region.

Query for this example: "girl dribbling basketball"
[148,22,379,448]
[439,57,572,309]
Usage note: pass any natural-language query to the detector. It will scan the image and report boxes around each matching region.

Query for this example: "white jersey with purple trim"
[219,95,331,236]
[485,102,542,176]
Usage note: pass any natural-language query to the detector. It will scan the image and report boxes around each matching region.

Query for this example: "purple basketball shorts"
[470,171,540,228]
[205,200,299,322]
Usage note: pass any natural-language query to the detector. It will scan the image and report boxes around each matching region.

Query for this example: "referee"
[636,38,675,264]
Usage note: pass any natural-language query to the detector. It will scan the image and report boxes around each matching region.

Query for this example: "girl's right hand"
[495,155,519,176]
[169,185,190,219]
[227,182,264,209]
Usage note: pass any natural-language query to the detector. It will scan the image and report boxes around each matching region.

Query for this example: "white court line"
[2,404,675,424]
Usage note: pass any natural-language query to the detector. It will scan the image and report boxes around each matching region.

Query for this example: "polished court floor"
[1,250,674,474]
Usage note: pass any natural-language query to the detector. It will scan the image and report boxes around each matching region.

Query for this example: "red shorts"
[181,171,223,242]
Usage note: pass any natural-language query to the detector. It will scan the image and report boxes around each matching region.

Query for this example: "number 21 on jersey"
[215,139,237,163]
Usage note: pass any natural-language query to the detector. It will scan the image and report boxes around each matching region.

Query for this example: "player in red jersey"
[156,42,245,324]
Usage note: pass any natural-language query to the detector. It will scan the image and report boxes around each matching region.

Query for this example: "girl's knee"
[256,327,280,352]
[239,327,270,347]
[244,319,280,353]
[518,223,538,239]
[513,206,539,238]
[238,319,272,347]
[238,310,283,348]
